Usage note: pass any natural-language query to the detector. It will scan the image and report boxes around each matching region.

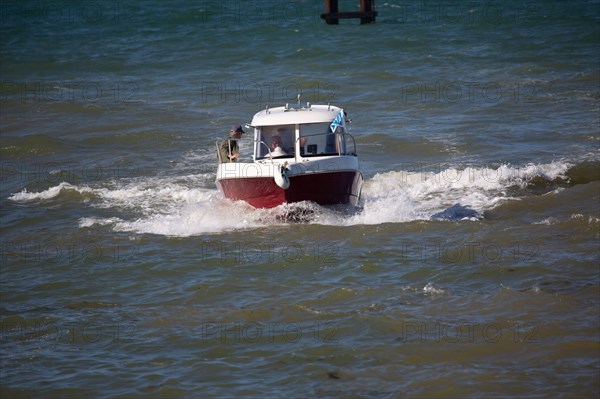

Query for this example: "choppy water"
[1,1,599,398]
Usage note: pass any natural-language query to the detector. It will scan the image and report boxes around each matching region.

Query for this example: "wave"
[344,160,572,225]
[8,160,591,237]
[8,182,94,202]
[565,160,600,186]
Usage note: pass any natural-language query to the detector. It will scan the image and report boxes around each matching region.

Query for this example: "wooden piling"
[321,0,377,25]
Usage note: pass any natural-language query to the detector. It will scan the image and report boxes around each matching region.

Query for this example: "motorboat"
[215,102,363,209]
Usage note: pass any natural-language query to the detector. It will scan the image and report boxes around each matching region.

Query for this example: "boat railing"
[218,139,293,163]
[219,133,358,163]
[216,139,240,163]
[215,140,226,163]
[344,133,357,156]
[254,140,294,162]
[254,140,272,161]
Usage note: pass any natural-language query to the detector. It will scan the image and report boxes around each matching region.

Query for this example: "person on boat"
[219,125,245,162]
[276,127,294,153]
[270,135,288,157]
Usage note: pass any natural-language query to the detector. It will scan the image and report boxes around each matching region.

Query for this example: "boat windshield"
[299,123,346,157]
[255,124,295,160]
[255,122,355,159]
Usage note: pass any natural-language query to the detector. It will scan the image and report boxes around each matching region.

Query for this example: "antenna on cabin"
[297,93,301,106]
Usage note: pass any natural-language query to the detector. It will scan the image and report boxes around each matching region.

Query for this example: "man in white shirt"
[270,135,288,157]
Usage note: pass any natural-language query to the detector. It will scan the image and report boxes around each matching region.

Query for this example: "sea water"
[1,1,599,397]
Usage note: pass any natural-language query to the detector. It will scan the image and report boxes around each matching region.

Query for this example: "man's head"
[229,125,245,139]
[271,135,282,148]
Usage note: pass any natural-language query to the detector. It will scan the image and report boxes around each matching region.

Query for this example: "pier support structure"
[321,0,377,25]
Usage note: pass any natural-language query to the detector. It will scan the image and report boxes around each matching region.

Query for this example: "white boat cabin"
[249,104,357,162]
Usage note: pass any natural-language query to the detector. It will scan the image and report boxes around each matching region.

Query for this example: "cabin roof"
[250,104,342,127]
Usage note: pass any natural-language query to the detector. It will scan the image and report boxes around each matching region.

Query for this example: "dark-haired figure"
[219,125,245,162]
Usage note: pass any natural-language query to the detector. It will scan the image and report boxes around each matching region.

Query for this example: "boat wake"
[273,202,319,223]
[8,159,593,237]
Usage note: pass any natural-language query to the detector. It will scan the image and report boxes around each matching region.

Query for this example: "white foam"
[533,217,559,226]
[79,217,123,228]
[423,282,447,295]
[571,214,600,225]
[112,200,277,236]
[340,163,555,226]
[8,161,573,237]
[8,182,93,201]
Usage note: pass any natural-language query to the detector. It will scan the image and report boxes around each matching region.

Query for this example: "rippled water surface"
[1,1,599,398]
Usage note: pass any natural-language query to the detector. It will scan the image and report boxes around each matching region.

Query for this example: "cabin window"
[299,123,346,157]
[256,124,295,159]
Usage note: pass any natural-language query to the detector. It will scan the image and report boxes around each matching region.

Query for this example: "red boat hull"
[216,171,363,208]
